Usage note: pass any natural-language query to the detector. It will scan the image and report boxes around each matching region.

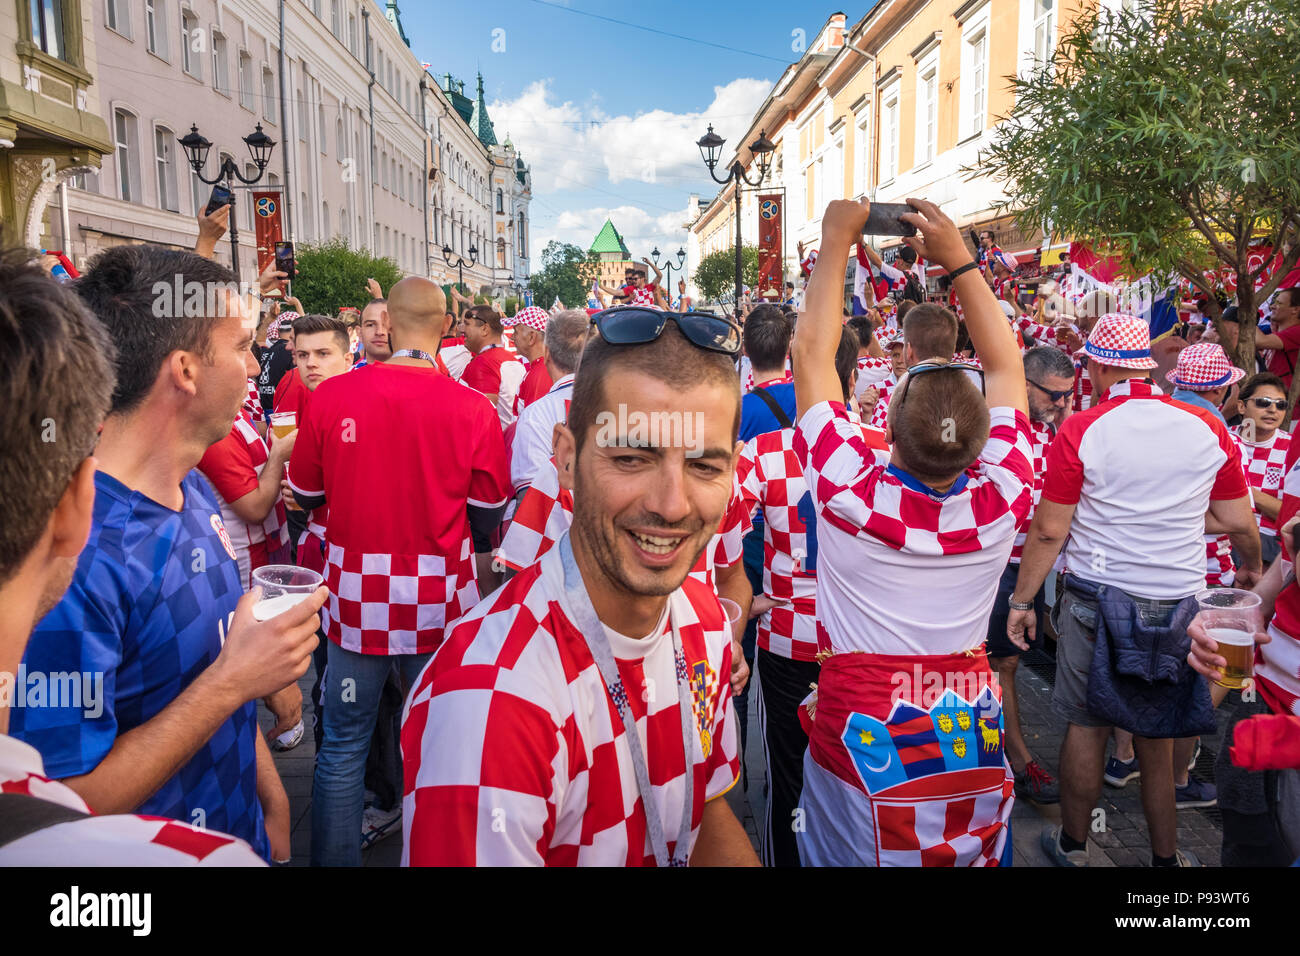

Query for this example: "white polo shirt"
[510,373,575,493]
[1042,378,1250,599]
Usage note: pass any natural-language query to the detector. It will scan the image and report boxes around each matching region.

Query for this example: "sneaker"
[1014,761,1061,804]
[1175,848,1202,867]
[1186,737,1202,773]
[1040,825,1088,867]
[1175,776,1217,809]
[1103,754,1140,787]
[269,718,305,752]
[361,804,402,850]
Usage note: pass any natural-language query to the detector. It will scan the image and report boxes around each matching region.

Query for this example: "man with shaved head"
[288,276,511,865]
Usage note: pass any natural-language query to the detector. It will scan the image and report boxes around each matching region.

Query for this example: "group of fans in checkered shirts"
[2,194,1298,869]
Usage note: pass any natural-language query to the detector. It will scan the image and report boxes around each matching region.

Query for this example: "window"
[238,53,254,109]
[341,207,348,243]
[335,117,343,159]
[144,0,168,58]
[330,0,340,36]
[301,192,310,240]
[827,137,843,202]
[262,67,276,121]
[880,89,899,183]
[916,59,938,165]
[31,0,66,59]
[319,103,327,155]
[497,238,506,268]
[813,156,824,211]
[113,108,140,202]
[211,31,229,94]
[244,163,256,224]
[297,90,307,142]
[964,28,988,137]
[854,112,871,197]
[180,13,200,78]
[1033,0,1056,70]
[106,0,131,38]
[348,14,357,55]
[154,126,178,212]
[496,188,503,213]
[517,212,526,258]
[189,167,205,216]
[381,151,388,190]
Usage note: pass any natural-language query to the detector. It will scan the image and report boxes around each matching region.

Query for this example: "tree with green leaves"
[527,241,600,310]
[977,0,1300,374]
[692,244,760,305]
[289,238,405,316]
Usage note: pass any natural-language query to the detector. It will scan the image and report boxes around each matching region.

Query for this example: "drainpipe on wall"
[277,0,294,241]
[363,7,376,252]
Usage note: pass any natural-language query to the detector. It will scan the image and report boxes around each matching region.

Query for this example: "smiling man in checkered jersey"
[402,320,759,866]
[791,198,1034,867]
[0,249,266,864]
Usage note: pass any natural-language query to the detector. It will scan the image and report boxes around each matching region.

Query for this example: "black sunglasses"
[1249,396,1288,411]
[1029,379,1073,403]
[893,361,985,416]
[591,306,741,356]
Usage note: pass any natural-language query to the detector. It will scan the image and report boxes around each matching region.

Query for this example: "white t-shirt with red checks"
[1233,427,1291,536]
[197,412,290,589]
[287,364,510,655]
[0,734,262,865]
[868,374,899,430]
[400,541,739,865]
[495,457,750,586]
[1010,418,1055,563]
[794,401,1033,656]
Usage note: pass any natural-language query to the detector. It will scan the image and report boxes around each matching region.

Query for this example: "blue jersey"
[13,470,268,860]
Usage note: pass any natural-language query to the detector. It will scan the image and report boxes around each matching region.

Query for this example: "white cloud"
[491,77,772,194]
[532,203,695,270]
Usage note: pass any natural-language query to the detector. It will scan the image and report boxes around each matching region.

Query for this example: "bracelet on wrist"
[947,261,980,281]
[1008,597,1035,611]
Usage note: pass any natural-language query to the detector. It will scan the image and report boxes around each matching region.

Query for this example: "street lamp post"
[442,243,478,295]
[696,124,774,314]
[650,246,687,305]
[178,123,276,282]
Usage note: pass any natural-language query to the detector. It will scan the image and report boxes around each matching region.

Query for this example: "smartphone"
[274,240,296,281]
[862,202,918,238]
[204,183,234,216]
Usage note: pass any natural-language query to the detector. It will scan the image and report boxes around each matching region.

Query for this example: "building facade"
[27,0,529,295]
[1,0,112,248]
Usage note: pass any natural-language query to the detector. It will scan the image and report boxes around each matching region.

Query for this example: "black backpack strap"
[0,792,90,848]
[750,385,794,430]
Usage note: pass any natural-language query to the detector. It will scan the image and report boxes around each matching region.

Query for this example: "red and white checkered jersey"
[510,373,574,492]
[800,249,818,276]
[1042,379,1249,599]
[0,734,262,865]
[1015,315,1079,353]
[738,425,883,661]
[461,345,528,429]
[1260,459,1300,717]
[1204,533,1236,587]
[794,400,1032,656]
[196,412,290,589]
[1010,418,1055,563]
[243,379,263,424]
[495,457,750,586]
[287,364,510,654]
[1233,428,1291,535]
[868,374,899,430]
[855,356,893,403]
[627,285,657,306]
[400,544,739,865]
[1072,360,1093,412]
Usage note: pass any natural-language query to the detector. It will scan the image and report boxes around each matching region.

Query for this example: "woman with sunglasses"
[1234,373,1292,566]
[789,196,1032,868]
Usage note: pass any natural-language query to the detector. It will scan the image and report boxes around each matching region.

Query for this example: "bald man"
[288,276,512,866]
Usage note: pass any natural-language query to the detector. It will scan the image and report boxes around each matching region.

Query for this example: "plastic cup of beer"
[1194,588,1261,689]
[251,565,323,622]
[267,412,301,510]
[718,598,742,627]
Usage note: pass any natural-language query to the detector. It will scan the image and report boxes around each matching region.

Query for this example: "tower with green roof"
[588,218,635,289]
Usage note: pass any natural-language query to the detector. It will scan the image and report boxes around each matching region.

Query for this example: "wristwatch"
[1008,596,1035,611]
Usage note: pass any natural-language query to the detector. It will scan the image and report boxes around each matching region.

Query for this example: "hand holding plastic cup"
[1193,588,1261,689]
[718,598,742,630]
[252,565,325,622]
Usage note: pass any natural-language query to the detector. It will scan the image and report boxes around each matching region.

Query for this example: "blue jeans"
[311,641,431,866]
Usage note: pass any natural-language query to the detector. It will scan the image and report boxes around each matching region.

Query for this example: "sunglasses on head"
[893,361,985,415]
[591,306,741,356]
[1029,379,1073,403]
[1249,396,1288,411]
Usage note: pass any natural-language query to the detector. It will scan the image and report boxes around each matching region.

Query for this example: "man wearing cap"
[1008,315,1261,867]
[509,306,555,415]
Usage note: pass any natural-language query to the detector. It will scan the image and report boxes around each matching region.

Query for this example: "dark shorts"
[985,562,1045,659]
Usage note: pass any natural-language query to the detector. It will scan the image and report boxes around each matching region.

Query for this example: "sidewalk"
[266,644,1232,866]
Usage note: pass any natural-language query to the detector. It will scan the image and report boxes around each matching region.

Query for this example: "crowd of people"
[1,194,1297,869]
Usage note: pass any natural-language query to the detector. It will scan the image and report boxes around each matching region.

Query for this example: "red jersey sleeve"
[197,428,258,502]
[1040,415,1085,506]
[286,387,326,498]
[1209,421,1250,501]
[468,399,511,509]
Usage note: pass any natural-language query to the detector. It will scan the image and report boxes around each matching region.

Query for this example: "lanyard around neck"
[558,532,696,867]
[392,348,436,364]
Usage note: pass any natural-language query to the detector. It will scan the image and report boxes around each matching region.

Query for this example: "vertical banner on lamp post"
[253,191,283,276]
[757,193,783,299]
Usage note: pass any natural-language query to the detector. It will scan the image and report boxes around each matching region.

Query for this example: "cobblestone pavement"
[266,640,1233,867]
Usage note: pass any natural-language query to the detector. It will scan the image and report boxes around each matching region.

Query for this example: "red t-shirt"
[514,360,553,414]
[1266,323,1300,389]
[287,364,510,655]
[273,368,308,417]
[461,345,513,395]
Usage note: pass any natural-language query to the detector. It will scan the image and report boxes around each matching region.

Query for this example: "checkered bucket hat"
[1166,342,1246,391]
[1083,313,1157,370]
[507,306,551,332]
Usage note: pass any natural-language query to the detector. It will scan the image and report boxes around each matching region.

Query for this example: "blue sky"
[399,0,841,268]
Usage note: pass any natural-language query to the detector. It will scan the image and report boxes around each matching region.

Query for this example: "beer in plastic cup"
[252,565,323,622]
[269,410,297,441]
[1194,588,1260,689]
